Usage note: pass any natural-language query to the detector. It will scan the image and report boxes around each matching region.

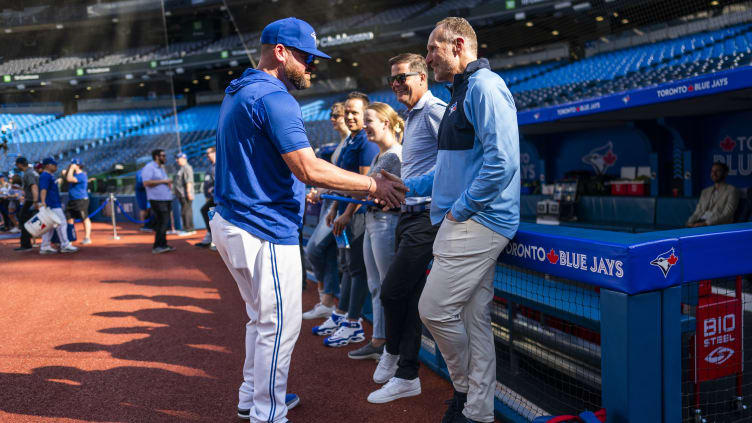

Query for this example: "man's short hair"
[388,53,428,76]
[151,149,165,160]
[713,161,730,174]
[15,156,28,166]
[345,91,370,107]
[435,17,478,55]
[206,146,216,154]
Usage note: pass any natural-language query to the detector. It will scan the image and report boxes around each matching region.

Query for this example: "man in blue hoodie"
[400,17,520,423]
[211,17,406,423]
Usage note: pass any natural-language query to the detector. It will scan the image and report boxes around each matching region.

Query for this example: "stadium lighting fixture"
[74,95,80,99]
[595,16,604,22]
[552,30,560,36]
[612,12,619,18]
[112,18,119,23]
[40,81,46,86]
[184,88,190,93]
[192,80,199,85]
[204,75,211,80]
[480,43,488,49]
[86,86,92,91]
[56,24,64,29]
[4,29,11,33]
[515,12,525,21]
[335,58,342,63]
[621,18,629,24]
[572,2,591,12]
[30,89,35,93]
[227,70,233,75]
[311,74,317,79]
[139,82,145,87]
[314,59,320,64]
[352,62,359,67]
[554,2,571,10]
[710,0,719,5]
[526,21,534,27]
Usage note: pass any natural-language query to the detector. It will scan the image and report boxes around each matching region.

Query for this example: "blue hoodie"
[214,68,311,245]
[405,59,520,240]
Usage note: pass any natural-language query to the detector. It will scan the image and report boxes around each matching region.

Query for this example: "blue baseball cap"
[42,157,57,166]
[261,17,331,60]
[70,158,81,165]
[176,152,187,159]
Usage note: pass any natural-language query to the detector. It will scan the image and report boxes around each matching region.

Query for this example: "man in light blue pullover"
[402,17,520,423]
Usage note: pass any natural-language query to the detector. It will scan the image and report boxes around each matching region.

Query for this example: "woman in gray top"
[339,102,405,365]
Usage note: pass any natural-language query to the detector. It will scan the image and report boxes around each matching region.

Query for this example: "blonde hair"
[435,17,478,55]
[367,102,405,144]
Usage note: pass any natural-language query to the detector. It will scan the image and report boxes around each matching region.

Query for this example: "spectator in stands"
[400,17,520,423]
[14,157,39,252]
[135,168,152,232]
[367,53,446,404]
[64,159,92,245]
[346,102,404,364]
[142,149,175,254]
[38,157,78,254]
[302,102,350,320]
[196,146,216,250]
[687,161,739,227]
[173,152,195,236]
[313,92,380,348]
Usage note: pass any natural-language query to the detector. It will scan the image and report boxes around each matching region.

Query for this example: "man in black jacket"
[196,146,216,249]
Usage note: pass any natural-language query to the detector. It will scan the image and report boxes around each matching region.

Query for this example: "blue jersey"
[69,172,88,200]
[39,171,61,208]
[214,68,311,245]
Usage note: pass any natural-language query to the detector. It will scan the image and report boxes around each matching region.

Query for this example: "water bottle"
[334,230,350,249]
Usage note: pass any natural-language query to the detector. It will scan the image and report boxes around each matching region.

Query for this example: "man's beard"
[285,62,310,90]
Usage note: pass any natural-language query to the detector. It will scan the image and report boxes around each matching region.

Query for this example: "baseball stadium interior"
[1,1,751,422]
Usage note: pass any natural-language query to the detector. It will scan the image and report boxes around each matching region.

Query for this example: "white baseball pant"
[41,207,71,249]
[210,212,302,423]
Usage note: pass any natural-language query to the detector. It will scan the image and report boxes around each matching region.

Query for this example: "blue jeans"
[304,202,340,296]
[337,212,369,320]
[363,211,399,340]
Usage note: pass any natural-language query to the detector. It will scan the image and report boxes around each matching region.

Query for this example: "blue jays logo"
[581,141,618,175]
[650,247,678,278]
[448,102,457,115]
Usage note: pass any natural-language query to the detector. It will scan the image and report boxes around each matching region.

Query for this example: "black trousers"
[19,202,35,248]
[0,199,10,229]
[179,196,194,231]
[151,200,172,249]
[200,199,215,234]
[380,210,439,380]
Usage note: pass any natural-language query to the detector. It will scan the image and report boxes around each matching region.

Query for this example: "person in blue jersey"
[314,92,380,348]
[388,17,520,423]
[38,157,78,254]
[211,17,406,423]
[64,159,92,245]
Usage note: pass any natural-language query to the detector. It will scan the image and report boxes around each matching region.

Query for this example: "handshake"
[367,170,408,209]
[305,170,408,210]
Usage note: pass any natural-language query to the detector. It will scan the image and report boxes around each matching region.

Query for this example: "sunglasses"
[289,47,314,66]
[388,72,419,85]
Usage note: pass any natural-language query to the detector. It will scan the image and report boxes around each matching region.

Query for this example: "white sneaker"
[61,245,79,253]
[80,238,92,245]
[178,230,196,236]
[40,247,58,255]
[373,351,399,384]
[312,312,345,336]
[367,377,421,404]
[303,302,335,320]
[9,227,20,233]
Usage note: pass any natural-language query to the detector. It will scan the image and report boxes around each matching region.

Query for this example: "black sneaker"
[237,393,299,419]
[14,246,33,252]
[441,390,467,423]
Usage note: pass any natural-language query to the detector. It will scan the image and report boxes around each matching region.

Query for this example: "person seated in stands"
[687,161,739,227]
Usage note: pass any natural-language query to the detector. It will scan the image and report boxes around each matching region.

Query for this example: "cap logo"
[311,32,317,42]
